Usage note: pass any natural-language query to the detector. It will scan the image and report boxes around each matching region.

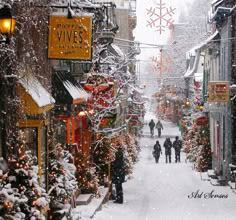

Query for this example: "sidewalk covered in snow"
[78,112,236,220]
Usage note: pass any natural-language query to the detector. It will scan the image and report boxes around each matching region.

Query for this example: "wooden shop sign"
[208,81,230,102]
[48,16,92,60]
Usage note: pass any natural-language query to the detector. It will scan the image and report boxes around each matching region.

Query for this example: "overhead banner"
[48,16,92,60]
[208,81,230,102]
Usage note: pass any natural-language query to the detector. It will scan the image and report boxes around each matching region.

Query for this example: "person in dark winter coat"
[153,140,162,163]
[111,147,126,204]
[155,120,163,137]
[173,136,182,163]
[149,119,155,137]
[163,137,172,163]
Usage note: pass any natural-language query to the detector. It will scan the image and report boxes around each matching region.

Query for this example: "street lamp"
[0,5,16,159]
[0,5,16,43]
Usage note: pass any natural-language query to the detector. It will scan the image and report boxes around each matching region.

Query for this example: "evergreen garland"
[74,148,99,194]
[197,125,212,172]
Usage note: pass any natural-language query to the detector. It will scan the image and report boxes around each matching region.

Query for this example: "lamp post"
[0,4,16,159]
[0,5,16,43]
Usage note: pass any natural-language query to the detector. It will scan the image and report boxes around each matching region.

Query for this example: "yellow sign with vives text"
[48,16,92,60]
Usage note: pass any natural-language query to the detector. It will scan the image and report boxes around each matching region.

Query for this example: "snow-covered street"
[2,0,236,219]
[91,113,236,220]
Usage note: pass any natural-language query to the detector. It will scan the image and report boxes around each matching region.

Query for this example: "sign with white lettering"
[48,16,92,60]
[208,81,230,102]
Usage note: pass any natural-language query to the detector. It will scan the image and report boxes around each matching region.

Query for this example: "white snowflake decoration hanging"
[146,0,176,34]
[150,55,173,76]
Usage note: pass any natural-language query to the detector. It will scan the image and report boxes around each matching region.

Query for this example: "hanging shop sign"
[208,81,230,103]
[195,116,209,126]
[48,16,92,60]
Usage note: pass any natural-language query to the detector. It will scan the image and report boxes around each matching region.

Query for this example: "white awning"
[211,0,223,5]
[187,44,202,57]
[63,80,90,100]
[205,30,219,44]
[199,30,220,50]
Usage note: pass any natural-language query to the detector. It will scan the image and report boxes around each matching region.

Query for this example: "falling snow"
[151,55,173,76]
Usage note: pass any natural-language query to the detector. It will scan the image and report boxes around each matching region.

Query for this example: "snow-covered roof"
[208,0,224,22]
[231,5,236,13]
[184,59,198,78]
[209,4,236,22]
[186,44,202,59]
[185,40,208,78]
[204,30,219,45]
[211,0,223,6]
[186,31,219,57]
[54,70,90,102]
[19,76,55,107]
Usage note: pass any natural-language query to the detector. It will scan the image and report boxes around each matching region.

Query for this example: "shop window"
[54,120,67,144]
[20,127,38,158]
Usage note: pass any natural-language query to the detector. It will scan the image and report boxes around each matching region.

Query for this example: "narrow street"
[2,1,236,219]
[93,114,236,220]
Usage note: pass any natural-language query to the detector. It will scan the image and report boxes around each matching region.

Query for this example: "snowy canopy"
[63,80,90,100]
[19,75,55,108]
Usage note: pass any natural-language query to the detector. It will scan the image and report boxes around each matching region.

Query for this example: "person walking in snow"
[155,120,163,137]
[149,119,155,137]
[173,136,182,163]
[163,137,172,163]
[111,146,126,204]
[153,140,162,163]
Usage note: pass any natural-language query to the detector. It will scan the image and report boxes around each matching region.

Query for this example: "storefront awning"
[184,48,204,78]
[52,70,90,104]
[199,30,220,50]
[18,75,55,114]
